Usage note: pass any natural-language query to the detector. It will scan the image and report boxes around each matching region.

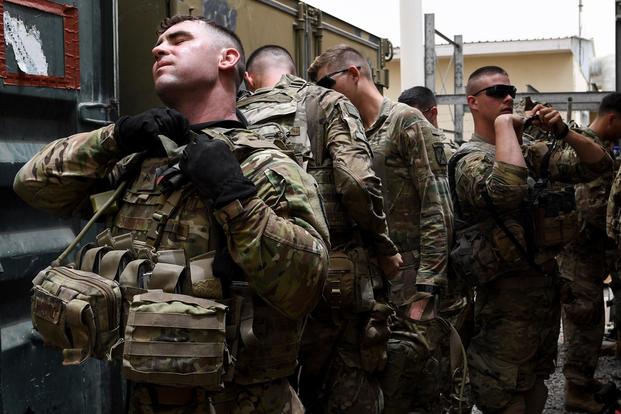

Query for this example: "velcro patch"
[432,142,448,166]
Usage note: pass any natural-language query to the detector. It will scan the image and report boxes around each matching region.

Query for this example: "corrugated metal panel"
[0,0,121,412]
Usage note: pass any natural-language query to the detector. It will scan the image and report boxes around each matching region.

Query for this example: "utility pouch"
[122,291,229,390]
[450,218,524,286]
[31,266,122,365]
[533,190,579,248]
[324,248,375,313]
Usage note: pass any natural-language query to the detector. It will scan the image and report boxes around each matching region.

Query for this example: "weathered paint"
[3,10,49,76]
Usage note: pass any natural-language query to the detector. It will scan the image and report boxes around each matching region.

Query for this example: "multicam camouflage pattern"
[557,127,618,387]
[239,74,395,413]
[452,132,612,411]
[238,74,397,255]
[468,278,560,412]
[364,99,454,413]
[365,98,453,290]
[13,121,330,410]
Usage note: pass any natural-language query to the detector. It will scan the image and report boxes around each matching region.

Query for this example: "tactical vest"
[238,76,354,240]
[239,78,384,314]
[448,140,578,285]
[32,129,302,388]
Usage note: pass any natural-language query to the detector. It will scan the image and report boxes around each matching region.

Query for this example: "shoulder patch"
[432,142,448,166]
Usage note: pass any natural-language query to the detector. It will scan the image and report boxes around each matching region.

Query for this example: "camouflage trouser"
[468,274,560,413]
[297,306,383,414]
[558,228,608,386]
[128,378,297,414]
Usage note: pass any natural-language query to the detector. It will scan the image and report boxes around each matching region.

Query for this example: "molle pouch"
[533,188,578,249]
[324,248,375,313]
[31,266,122,365]
[122,291,228,390]
[450,219,503,286]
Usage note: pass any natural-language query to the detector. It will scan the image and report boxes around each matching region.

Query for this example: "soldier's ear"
[244,72,256,91]
[219,47,240,71]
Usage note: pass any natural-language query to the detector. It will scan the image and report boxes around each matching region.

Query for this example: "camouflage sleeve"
[398,119,452,288]
[326,98,398,256]
[525,140,612,184]
[13,125,122,217]
[607,167,621,244]
[215,149,330,321]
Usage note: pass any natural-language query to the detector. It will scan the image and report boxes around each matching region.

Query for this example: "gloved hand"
[179,136,257,209]
[360,302,392,373]
[114,108,190,155]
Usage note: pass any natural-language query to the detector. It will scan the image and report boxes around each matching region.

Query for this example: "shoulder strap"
[447,143,480,219]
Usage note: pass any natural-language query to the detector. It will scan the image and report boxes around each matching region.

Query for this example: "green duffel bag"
[122,291,229,390]
[31,265,123,365]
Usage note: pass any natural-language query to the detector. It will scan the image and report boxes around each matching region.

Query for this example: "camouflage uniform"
[238,74,398,414]
[452,134,611,412]
[558,127,617,388]
[13,119,330,413]
[363,99,454,414]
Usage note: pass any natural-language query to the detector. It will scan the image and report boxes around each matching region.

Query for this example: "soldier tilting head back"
[14,16,329,414]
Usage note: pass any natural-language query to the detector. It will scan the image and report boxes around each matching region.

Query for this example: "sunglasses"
[316,66,360,89]
[472,84,517,99]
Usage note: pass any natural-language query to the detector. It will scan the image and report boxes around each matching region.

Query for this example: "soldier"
[557,92,621,413]
[398,86,473,411]
[398,86,440,129]
[238,44,401,413]
[308,45,454,413]
[451,65,611,413]
[13,16,330,414]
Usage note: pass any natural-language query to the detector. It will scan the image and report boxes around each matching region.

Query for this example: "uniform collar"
[366,97,393,134]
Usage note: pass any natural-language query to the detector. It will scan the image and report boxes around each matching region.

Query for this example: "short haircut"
[307,44,372,82]
[156,15,246,88]
[599,92,621,115]
[398,86,437,110]
[466,65,509,95]
[246,44,296,76]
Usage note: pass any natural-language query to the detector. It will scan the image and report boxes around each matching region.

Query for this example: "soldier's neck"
[170,86,238,124]
[473,123,497,145]
[354,87,385,129]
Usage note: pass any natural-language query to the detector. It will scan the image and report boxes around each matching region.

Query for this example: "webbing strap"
[145,189,185,248]
[133,291,228,311]
[123,360,223,388]
[127,311,225,330]
[124,340,225,358]
[63,299,95,365]
[239,297,259,349]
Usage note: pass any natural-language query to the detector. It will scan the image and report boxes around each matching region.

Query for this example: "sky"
[303,0,615,58]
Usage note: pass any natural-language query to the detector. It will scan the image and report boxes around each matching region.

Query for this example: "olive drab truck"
[0,0,392,412]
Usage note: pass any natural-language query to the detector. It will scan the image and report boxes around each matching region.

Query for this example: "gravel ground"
[471,334,621,413]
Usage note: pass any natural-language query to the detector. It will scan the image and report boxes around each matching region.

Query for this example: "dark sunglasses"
[472,84,517,99]
[316,66,360,89]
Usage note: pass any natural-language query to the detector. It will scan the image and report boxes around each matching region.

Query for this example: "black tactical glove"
[179,136,257,209]
[114,108,190,155]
